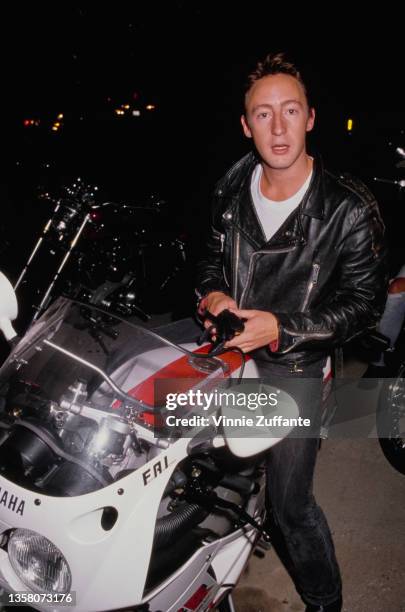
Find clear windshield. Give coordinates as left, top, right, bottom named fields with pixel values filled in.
left=0, top=298, right=232, bottom=496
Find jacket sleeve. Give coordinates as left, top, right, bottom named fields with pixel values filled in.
left=272, top=202, right=389, bottom=354
left=194, top=197, right=231, bottom=302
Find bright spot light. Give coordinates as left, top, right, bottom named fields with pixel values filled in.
left=347, top=118, right=353, bottom=132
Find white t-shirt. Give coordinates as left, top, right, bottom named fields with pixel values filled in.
left=250, top=163, right=313, bottom=241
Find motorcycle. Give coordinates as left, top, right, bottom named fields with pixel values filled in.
left=14, top=179, right=187, bottom=330
left=372, top=146, right=405, bottom=475
left=376, top=324, right=405, bottom=475
left=0, top=270, right=308, bottom=612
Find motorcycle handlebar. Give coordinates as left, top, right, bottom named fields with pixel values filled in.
left=373, top=177, right=405, bottom=188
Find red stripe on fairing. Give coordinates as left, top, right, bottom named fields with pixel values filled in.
left=177, top=583, right=217, bottom=611
left=112, top=345, right=249, bottom=423
left=323, top=370, right=332, bottom=383
left=180, top=584, right=211, bottom=610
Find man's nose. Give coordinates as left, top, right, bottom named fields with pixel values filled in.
left=271, top=113, right=286, bottom=136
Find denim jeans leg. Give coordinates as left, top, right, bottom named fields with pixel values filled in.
left=266, top=434, right=342, bottom=606
left=256, top=359, right=342, bottom=607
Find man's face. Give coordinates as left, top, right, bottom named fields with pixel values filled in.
left=241, top=73, right=315, bottom=171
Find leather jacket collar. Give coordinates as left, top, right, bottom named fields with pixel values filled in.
left=218, top=150, right=325, bottom=249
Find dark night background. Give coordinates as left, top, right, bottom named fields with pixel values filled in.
left=1, top=4, right=405, bottom=324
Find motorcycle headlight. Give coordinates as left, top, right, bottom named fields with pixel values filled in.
left=8, top=529, right=71, bottom=594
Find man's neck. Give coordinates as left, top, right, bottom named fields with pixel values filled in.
left=260, top=153, right=313, bottom=202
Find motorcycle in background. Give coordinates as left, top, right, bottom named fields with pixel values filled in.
left=373, top=145, right=405, bottom=191
left=372, top=145, right=405, bottom=475
left=13, top=179, right=187, bottom=331
left=376, top=327, right=405, bottom=475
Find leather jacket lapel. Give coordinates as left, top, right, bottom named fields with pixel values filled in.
left=221, top=150, right=325, bottom=249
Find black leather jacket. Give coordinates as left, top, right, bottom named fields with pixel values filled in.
left=196, top=151, right=389, bottom=367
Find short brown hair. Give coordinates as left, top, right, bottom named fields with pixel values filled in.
left=244, top=52, right=311, bottom=108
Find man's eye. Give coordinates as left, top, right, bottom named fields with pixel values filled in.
left=287, top=108, right=298, bottom=115
left=258, top=112, right=269, bottom=118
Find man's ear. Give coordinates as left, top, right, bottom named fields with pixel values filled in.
left=306, top=107, right=315, bottom=132
left=241, top=115, right=252, bottom=138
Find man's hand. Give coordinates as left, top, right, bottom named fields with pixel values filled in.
left=199, top=291, right=237, bottom=325
left=224, top=308, right=279, bottom=352
left=198, top=292, right=238, bottom=341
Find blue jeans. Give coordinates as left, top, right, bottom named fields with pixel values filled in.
left=255, top=358, right=342, bottom=607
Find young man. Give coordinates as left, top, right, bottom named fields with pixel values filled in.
left=195, top=53, right=387, bottom=611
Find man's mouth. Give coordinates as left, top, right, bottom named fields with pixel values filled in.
left=272, top=145, right=289, bottom=154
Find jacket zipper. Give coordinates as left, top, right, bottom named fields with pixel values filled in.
left=301, top=262, right=320, bottom=312
left=239, top=245, right=298, bottom=308
left=233, top=231, right=240, bottom=301
left=220, top=233, right=231, bottom=289
left=276, top=327, right=334, bottom=355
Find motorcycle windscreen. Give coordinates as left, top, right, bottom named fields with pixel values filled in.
left=0, top=298, right=229, bottom=496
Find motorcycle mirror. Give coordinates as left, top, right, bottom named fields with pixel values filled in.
left=0, top=271, right=18, bottom=341
left=220, top=383, right=300, bottom=458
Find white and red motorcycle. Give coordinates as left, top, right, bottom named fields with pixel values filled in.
left=0, top=271, right=313, bottom=612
